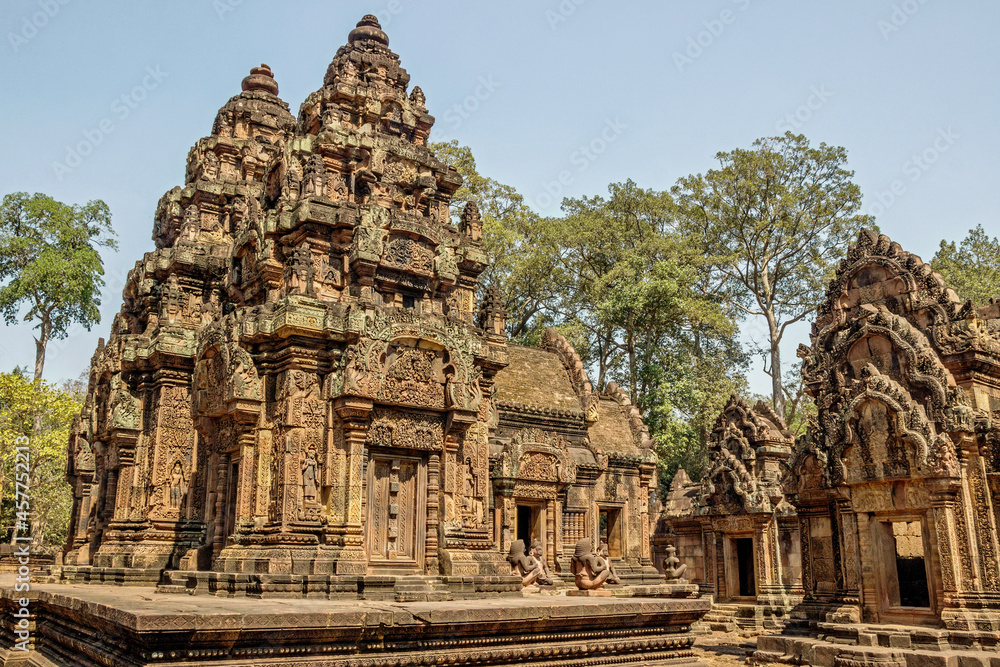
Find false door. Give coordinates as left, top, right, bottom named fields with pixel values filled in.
left=366, top=454, right=426, bottom=569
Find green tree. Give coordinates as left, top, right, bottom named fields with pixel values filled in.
left=430, top=141, right=564, bottom=342
left=931, top=225, right=1000, bottom=305
left=672, top=133, right=872, bottom=420
left=0, top=192, right=117, bottom=381
left=560, top=180, right=733, bottom=402
left=558, top=181, right=747, bottom=486
left=647, top=329, right=749, bottom=488
left=0, top=370, right=81, bottom=545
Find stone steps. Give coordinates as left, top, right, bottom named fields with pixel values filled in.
left=754, top=631, right=1000, bottom=667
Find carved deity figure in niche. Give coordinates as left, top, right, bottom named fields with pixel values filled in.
left=322, top=104, right=346, bottom=132
left=598, top=541, right=621, bottom=584
left=283, top=159, right=302, bottom=205
left=724, top=424, right=755, bottom=462
left=529, top=539, right=554, bottom=585
left=301, top=446, right=319, bottom=505
left=202, top=151, right=220, bottom=180
left=854, top=400, right=895, bottom=481
left=303, top=154, right=326, bottom=197
left=213, top=110, right=232, bottom=137
left=240, top=146, right=259, bottom=181
left=506, top=539, right=544, bottom=587
left=161, top=275, right=185, bottom=325
left=663, top=544, right=688, bottom=581
left=572, top=538, right=612, bottom=590
left=180, top=204, right=200, bottom=243
left=327, top=171, right=349, bottom=201
left=462, top=456, right=483, bottom=523
left=286, top=244, right=313, bottom=296
left=169, top=461, right=187, bottom=509
left=230, top=196, right=248, bottom=235
left=445, top=370, right=458, bottom=409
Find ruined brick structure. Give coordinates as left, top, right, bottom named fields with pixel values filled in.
left=654, top=396, right=802, bottom=630
left=60, top=16, right=661, bottom=598
left=757, top=230, right=1000, bottom=664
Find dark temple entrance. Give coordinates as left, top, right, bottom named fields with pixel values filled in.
left=736, top=537, right=756, bottom=597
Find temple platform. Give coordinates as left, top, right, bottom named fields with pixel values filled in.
left=753, top=621, right=1000, bottom=666
left=0, top=577, right=711, bottom=667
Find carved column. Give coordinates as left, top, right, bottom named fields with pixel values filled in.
left=798, top=511, right=814, bottom=600
left=966, top=451, right=1000, bottom=592
left=854, top=511, right=879, bottom=622
left=834, top=496, right=861, bottom=604
left=546, top=500, right=556, bottom=570
left=332, top=396, right=370, bottom=574
left=211, top=454, right=229, bottom=561
left=426, top=453, right=440, bottom=574
left=236, top=433, right=255, bottom=527
left=255, top=429, right=272, bottom=518
left=554, top=498, right=563, bottom=564
left=928, top=484, right=961, bottom=611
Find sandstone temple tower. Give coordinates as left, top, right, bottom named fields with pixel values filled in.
left=62, top=16, right=661, bottom=595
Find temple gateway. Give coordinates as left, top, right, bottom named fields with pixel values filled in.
left=61, top=15, right=662, bottom=597
left=654, top=229, right=1000, bottom=663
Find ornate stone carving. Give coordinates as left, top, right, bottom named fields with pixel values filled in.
left=663, top=544, right=688, bottom=581
left=60, top=16, right=666, bottom=597
left=571, top=538, right=612, bottom=590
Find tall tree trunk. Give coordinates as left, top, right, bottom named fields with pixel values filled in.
left=765, top=309, right=785, bottom=421
left=27, top=315, right=51, bottom=544
left=33, top=316, right=50, bottom=382
left=627, top=326, right=637, bottom=406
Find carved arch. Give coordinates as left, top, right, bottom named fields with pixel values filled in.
left=833, top=366, right=934, bottom=484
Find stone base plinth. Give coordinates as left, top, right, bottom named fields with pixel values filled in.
left=0, top=578, right=711, bottom=667
left=754, top=621, right=1000, bottom=666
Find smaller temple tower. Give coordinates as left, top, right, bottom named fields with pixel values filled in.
left=655, top=396, right=802, bottom=630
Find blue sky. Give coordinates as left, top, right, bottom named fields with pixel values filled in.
left=2, top=0, right=998, bottom=396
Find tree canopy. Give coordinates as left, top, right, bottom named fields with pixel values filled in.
left=671, top=132, right=872, bottom=420
left=0, top=370, right=81, bottom=545
left=931, top=224, right=1000, bottom=306
left=0, top=192, right=117, bottom=380
left=430, top=141, right=564, bottom=343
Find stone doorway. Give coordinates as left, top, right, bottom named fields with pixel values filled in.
left=599, top=508, right=623, bottom=557
left=876, top=518, right=931, bottom=614
left=223, top=459, right=239, bottom=549
left=734, top=537, right=756, bottom=598
left=516, top=504, right=542, bottom=545
left=366, top=453, right=426, bottom=570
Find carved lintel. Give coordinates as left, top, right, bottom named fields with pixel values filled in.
left=333, top=395, right=373, bottom=429
left=445, top=408, right=476, bottom=437
left=110, top=429, right=141, bottom=467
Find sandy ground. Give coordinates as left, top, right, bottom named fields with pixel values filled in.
left=691, top=631, right=777, bottom=666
